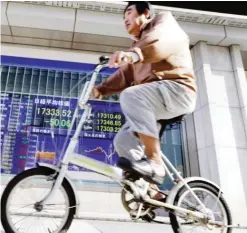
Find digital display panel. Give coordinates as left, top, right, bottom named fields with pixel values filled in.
left=1, top=93, right=125, bottom=174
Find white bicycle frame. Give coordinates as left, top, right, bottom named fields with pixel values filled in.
left=38, top=59, right=224, bottom=227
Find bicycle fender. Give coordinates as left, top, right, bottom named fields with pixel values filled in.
left=37, top=163, right=80, bottom=217
left=166, top=176, right=223, bottom=205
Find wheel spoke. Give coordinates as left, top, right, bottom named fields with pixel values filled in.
left=203, top=193, right=211, bottom=207
left=41, top=219, right=49, bottom=233
left=171, top=185, right=230, bottom=233
left=43, top=203, right=66, bottom=210
left=181, top=198, right=198, bottom=211
left=10, top=203, right=34, bottom=212
left=3, top=171, right=72, bottom=233
left=50, top=217, right=60, bottom=228
left=16, top=214, right=27, bottom=232
left=25, top=220, right=33, bottom=233
left=13, top=211, right=37, bottom=226
left=212, top=190, right=222, bottom=212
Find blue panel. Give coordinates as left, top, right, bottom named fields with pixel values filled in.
left=1, top=55, right=115, bottom=74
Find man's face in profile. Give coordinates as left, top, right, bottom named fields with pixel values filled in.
left=124, top=5, right=141, bottom=36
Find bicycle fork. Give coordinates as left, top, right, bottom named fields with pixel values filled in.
left=38, top=104, right=92, bottom=206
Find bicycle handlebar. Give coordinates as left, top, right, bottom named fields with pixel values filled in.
left=98, top=53, right=132, bottom=67
left=78, top=54, right=133, bottom=108
left=78, top=56, right=110, bottom=108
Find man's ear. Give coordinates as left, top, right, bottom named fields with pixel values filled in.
left=143, top=9, right=150, bottom=19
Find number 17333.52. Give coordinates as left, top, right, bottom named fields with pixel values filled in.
left=36, top=107, right=72, bottom=117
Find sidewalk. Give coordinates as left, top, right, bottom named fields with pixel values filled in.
left=1, top=219, right=247, bottom=233
left=0, top=220, right=100, bottom=233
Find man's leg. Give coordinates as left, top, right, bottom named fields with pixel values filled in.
left=114, top=122, right=162, bottom=163
left=137, top=134, right=161, bottom=163
left=114, top=121, right=144, bottom=162
left=137, top=134, right=166, bottom=199
left=114, top=120, right=165, bottom=199
left=118, top=81, right=194, bottom=184
left=120, top=85, right=165, bottom=184
left=118, top=85, right=166, bottom=184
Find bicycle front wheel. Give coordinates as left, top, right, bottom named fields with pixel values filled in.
left=169, top=182, right=232, bottom=233
left=1, top=167, right=76, bottom=233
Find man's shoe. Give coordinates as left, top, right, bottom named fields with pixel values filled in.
left=131, top=159, right=165, bottom=185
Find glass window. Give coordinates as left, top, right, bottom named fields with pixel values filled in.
left=14, top=67, right=25, bottom=93
left=6, top=67, right=17, bottom=92
left=31, top=69, right=40, bottom=94
left=159, top=123, right=185, bottom=190
left=1, top=66, right=9, bottom=92
left=46, top=70, right=55, bottom=95
left=38, top=70, right=48, bottom=95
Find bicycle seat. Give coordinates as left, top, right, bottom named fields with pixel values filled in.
left=158, top=114, right=186, bottom=138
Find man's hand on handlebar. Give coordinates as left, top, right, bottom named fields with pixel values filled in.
left=91, top=51, right=140, bottom=100
left=109, top=51, right=139, bottom=68
left=92, top=87, right=102, bottom=99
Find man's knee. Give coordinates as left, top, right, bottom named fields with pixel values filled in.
left=120, top=87, right=139, bottom=109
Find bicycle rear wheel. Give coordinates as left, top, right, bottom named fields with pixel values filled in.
left=169, top=182, right=232, bottom=233
left=1, top=166, right=76, bottom=233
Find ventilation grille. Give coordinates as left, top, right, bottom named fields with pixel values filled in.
left=0, top=65, right=111, bottom=98
left=78, top=3, right=124, bottom=14
left=23, top=1, right=247, bottom=28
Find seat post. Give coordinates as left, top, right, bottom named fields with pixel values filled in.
left=158, top=114, right=186, bottom=139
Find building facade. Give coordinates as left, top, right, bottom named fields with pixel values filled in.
left=1, top=1, right=247, bottom=224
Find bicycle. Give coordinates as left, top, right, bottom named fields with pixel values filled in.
left=1, top=56, right=233, bottom=233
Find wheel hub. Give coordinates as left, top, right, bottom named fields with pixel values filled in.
left=34, top=202, right=44, bottom=212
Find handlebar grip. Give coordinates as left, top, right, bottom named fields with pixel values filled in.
left=99, top=55, right=109, bottom=64
left=121, top=56, right=129, bottom=63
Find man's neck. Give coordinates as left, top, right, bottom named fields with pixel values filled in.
left=140, top=18, right=151, bottom=30
left=130, top=18, right=151, bottom=41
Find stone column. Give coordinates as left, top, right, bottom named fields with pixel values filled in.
left=191, top=41, right=247, bottom=225
left=230, top=44, right=247, bottom=212
left=230, top=45, right=247, bottom=142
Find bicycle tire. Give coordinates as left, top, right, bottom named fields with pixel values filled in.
left=1, top=166, right=76, bottom=233
left=169, top=181, right=232, bottom=233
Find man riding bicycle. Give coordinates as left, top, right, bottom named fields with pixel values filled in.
left=93, top=1, right=196, bottom=196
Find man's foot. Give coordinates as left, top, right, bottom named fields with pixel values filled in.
left=149, top=183, right=167, bottom=201
left=131, top=158, right=165, bottom=185
left=150, top=191, right=167, bottom=202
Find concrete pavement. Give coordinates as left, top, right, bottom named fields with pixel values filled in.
left=89, top=220, right=247, bottom=233
left=1, top=177, right=247, bottom=233
left=1, top=219, right=247, bottom=233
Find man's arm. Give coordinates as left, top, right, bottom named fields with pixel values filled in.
left=95, top=63, right=134, bottom=97
left=131, top=12, right=189, bottom=64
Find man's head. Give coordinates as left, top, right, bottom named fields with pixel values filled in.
left=124, top=1, right=154, bottom=37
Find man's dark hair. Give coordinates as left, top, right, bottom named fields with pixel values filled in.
left=124, top=1, right=154, bottom=19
